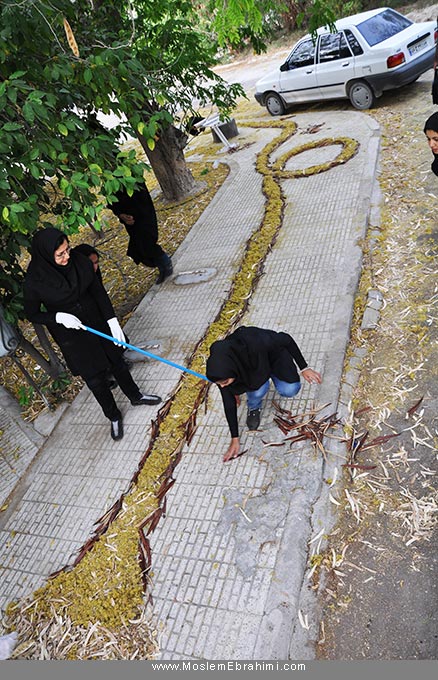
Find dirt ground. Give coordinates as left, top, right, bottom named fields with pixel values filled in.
left=311, top=17, right=438, bottom=659
left=216, top=3, right=438, bottom=658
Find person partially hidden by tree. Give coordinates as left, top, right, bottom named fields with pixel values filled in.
left=72, top=243, right=102, bottom=280
left=424, top=111, right=438, bottom=176
left=24, top=228, right=162, bottom=441
left=108, top=184, right=173, bottom=284
left=206, top=326, right=322, bottom=462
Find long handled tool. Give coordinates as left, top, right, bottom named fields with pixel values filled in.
left=83, top=325, right=210, bottom=382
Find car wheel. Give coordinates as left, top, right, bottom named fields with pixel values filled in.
left=348, top=81, right=375, bottom=110
left=265, top=92, right=286, bottom=116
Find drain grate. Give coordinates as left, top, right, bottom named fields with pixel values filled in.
left=173, top=268, right=217, bottom=285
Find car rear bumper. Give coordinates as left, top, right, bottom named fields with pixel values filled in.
left=366, top=46, right=435, bottom=95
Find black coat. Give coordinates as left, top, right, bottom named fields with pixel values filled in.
left=24, top=228, right=123, bottom=380
left=109, top=186, right=163, bottom=265
left=206, top=326, right=308, bottom=437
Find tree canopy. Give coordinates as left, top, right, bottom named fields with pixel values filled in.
left=0, top=0, right=339, bottom=323
left=0, top=0, right=243, bottom=321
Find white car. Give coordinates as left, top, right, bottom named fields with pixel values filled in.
left=254, top=7, right=437, bottom=114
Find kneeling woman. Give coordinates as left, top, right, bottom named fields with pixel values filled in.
left=206, top=326, right=322, bottom=462
left=24, top=228, right=161, bottom=441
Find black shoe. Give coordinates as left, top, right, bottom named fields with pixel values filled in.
left=110, top=416, right=124, bottom=441
left=156, top=255, right=173, bottom=284
left=130, top=394, right=162, bottom=406
left=246, top=408, right=261, bottom=430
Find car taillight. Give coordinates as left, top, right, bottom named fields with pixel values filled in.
left=387, top=52, right=405, bottom=68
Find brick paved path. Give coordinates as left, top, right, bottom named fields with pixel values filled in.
left=0, top=112, right=379, bottom=659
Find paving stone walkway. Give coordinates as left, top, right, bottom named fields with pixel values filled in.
left=0, top=111, right=380, bottom=659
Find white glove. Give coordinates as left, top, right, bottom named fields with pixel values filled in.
left=0, top=631, right=17, bottom=660
left=107, top=317, right=125, bottom=345
left=55, top=312, right=84, bottom=330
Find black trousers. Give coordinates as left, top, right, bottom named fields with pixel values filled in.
left=84, top=357, right=142, bottom=421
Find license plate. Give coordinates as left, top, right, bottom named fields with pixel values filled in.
left=409, top=38, right=428, bottom=56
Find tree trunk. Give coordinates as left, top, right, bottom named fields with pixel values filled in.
left=19, top=331, right=65, bottom=380
left=32, top=324, right=66, bottom=377
left=137, top=124, right=196, bottom=202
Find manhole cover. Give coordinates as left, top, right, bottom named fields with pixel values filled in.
left=173, top=268, right=217, bottom=285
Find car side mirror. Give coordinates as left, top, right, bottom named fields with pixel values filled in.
left=279, top=62, right=289, bottom=72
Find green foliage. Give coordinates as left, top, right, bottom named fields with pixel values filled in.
left=17, top=385, right=34, bottom=407
left=209, top=0, right=265, bottom=48
left=0, top=0, right=245, bottom=323
left=44, top=371, right=72, bottom=397
left=328, top=0, right=364, bottom=21
left=297, top=0, right=337, bottom=36
left=0, top=0, right=336, bottom=326
left=0, top=1, right=152, bottom=321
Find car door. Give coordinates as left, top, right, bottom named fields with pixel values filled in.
left=279, top=37, right=320, bottom=103
left=315, top=31, right=356, bottom=100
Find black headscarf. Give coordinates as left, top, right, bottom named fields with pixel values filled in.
left=206, top=326, right=308, bottom=394
left=424, top=113, right=438, bottom=177
left=72, top=243, right=103, bottom=283
left=424, top=112, right=438, bottom=133
left=25, top=228, right=94, bottom=307
left=72, top=243, right=99, bottom=259
left=207, top=328, right=273, bottom=392
left=28, top=227, right=78, bottom=288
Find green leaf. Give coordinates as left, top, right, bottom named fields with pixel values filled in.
left=147, top=137, right=155, bottom=151
left=6, top=88, right=17, bottom=105
left=58, top=123, right=68, bottom=136
left=2, top=206, right=9, bottom=221
left=9, top=70, right=27, bottom=80
left=30, top=165, right=40, bottom=179
left=75, top=180, right=90, bottom=189
left=84, top=68, right=93, bottom=84
left=155, top=94, right=166, bottom=107
left=80, top=143, right=89, bottom=158
left=22, top=103, right=35, bottom=124
left=3, top=122, right=21, bottom=131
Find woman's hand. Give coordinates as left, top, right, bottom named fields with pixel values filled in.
left=119, top=213, right=135, bottom=225
left=223, top=437, right=241, bottom=462
left=107, top=317, right=125, bottom=346
left=301, top=367, right=322, bottom=385
left=55, top=312, right=84, bottom=330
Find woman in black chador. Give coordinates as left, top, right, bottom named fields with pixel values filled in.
left=206, top=326, right=322, bottom=462
left=23, top=228, right=161, bottom=441
left=109, top=185, right=173, bottom=284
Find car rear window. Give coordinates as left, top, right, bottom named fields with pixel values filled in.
left=356, top=9, right=412, bottom=47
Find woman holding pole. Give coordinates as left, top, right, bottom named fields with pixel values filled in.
left=23, top=228, right=161, bottom=441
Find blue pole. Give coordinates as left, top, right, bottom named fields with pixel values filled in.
left=83, top=325, right=210, bottom=382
